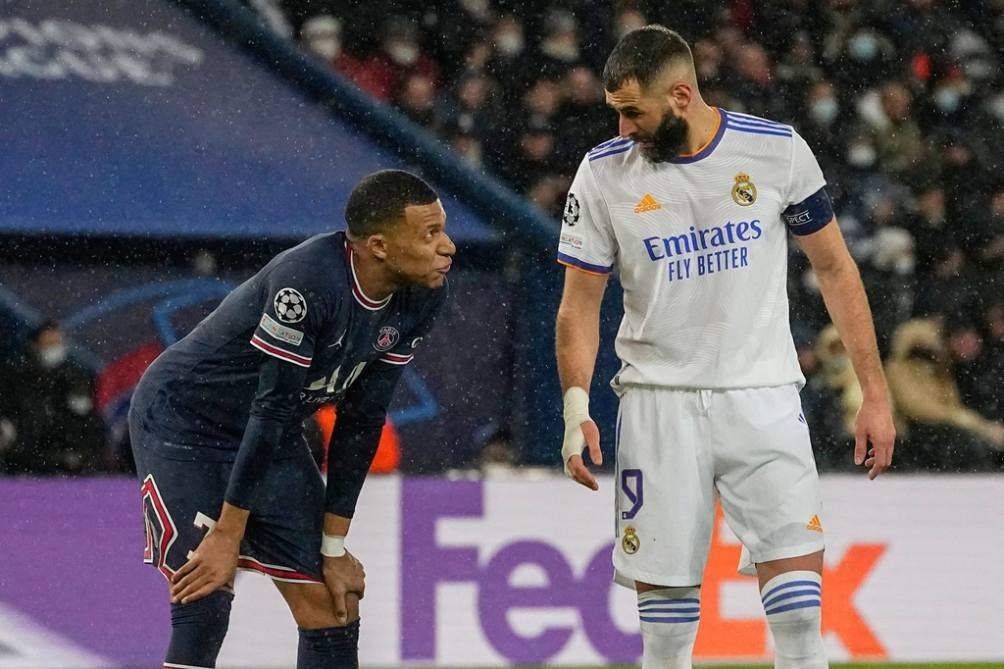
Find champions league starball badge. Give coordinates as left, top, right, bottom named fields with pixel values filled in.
left=622, top=527, right=640, bottom=554
left=563, top=192, right=580, bottom=226
left=274, top=287, right=307, bottom=323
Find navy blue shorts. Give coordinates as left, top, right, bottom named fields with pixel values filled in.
left=130, top=422, right=325, bottom=584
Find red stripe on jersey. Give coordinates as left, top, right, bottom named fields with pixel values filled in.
left=344, top=240, right=392, bottom=310
left=237, top=557, right=320, bottom=583
left=250, top=334, right=312, bottom=367
left=380, top=352, right=414, bottom=365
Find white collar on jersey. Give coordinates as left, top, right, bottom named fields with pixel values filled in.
left=344, top=240, right=393, bottom=311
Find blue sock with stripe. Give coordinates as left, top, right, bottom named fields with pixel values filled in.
left=760, top=570, right=827, bottom=668
left=637, top=586, right=700, bottom=669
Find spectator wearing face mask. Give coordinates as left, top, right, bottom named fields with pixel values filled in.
left=328, top=17, right=440, bottom=102
left=798, top=80, right=850, bottom=177
left=0, top=321, right=106, bottom=475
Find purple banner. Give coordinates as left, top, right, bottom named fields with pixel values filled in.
left=0, top=477, right=169, bottom=665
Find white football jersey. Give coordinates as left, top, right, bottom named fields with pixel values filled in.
left=557, top=108, right=828, bottom=390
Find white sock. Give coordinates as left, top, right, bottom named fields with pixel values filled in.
left=638, top=586, right=700, bottom=669
left=761, top=570, right=827, bottom=669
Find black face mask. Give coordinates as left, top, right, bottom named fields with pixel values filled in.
left=638, top=110, right=690, bottom=163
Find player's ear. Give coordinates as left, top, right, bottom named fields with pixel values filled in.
left=668, top=81, right=692, bottom=111
left=366, top=234, right=389, bottom=260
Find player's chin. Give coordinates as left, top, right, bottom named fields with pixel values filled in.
left=430, top=270, right=450, bottom=287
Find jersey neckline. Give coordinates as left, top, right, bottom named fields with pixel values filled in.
left=343, top=238, right=393, bottom=311
left=668, top=107, right=726, bottom=165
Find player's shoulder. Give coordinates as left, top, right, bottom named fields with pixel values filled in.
left=721, top=109, right=795, bottom=139
left=579, top=136, right=638, bottom=180
left=266, top=233, right=346, bottom=290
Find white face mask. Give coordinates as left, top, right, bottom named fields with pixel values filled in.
left=308, top=37, right=341, bottom=61
left=68, top=394, right=93, bottom=415
left=495, top=31, right=524, bottom=56
left=933, top=88, right=960, bottom=113
left=810, top=97, right=839, bottom=125
left=847, top=143, right=877, bottom=168
left=386, top=42, right=419, bottom=66
left=38, top=344, right=67, bottom=368
left=848, top=32, right=879, bottom=61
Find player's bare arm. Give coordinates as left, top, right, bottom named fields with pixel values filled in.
left=555, top=266, right=608, bottom=490
left=797, top=218, right=896, bottom=479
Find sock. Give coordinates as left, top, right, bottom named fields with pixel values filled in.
left=164, top=590, right=233, bottom=669
left=761, top=570, right=827, bottom=669
left=297, top=620, right=360, bottom=669
left=638, top=586, right=700, bottom=669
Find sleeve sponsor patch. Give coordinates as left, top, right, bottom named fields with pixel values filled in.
left=273, top=287, right=307, bottom=323
left=259, top=312, right=305, bottom=346
left=559, top=232, right=584, bottom=250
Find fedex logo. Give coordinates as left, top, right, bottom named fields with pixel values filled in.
left=399, top=480, right=887, bottom=664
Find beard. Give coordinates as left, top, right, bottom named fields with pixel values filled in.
left=636, top=111, right=690, bottom=163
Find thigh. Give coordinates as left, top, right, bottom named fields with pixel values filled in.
left=133, top=431, right=229, bottom=582
left=714, top=385, right=824, bottom=575
left=241, top=443, right=326, bottom=583
left=613, top=387, right=716, bottom=588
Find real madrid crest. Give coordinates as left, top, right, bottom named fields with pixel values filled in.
left=622, top=527, right=640, bottom=555
left=731, top=172, right=757, bottom=206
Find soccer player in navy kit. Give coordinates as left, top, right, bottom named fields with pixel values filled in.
left=129, top=170, right=454, bottom=669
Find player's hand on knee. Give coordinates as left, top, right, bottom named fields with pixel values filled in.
left=322, top=550, right=366, bottom=625
left=170, top=527, right=240, bottom=605
left=562, top=387, right=602, bottom=490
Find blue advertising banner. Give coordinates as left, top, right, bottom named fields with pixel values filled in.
left=0, top=2, right=496, bottom=242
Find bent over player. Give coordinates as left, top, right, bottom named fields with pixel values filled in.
left=555, top=27, right=895, bottom=668
left=129, top=170, right=453, bottom=668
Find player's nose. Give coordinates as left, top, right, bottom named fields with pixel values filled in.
left=440, top=232, right=456, bottom=256
left=618, top=115, right=636, bottom=138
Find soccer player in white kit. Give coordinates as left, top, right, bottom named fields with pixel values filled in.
left=555, top=26, right=896, bottom=668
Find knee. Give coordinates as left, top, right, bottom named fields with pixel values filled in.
left=287, top=585, right=360, bottom=629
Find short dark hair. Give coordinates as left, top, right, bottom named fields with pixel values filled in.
left=344, top=170, right=438, bottom=237
left=603, top=25, right=692, bottom=92
left=29, top=319, right=61, bottom=342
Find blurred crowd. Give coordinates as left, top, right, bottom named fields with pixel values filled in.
left=2, top=1, right=1002, bottom=475
left=281, top=0, right=1004, bottom=471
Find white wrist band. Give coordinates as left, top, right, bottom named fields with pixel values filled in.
left=320, top=533, right=346, bottom=557
left=561, top=386, right=591, bottom=473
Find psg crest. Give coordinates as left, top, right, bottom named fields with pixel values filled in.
left=374, top=325, right=400, bottom=351
left=731, top=172, right=757, bottom=206
left=274, top=287, right=307, bottom=323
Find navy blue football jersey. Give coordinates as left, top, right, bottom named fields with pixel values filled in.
left=131, top=232, right=446, bottom=459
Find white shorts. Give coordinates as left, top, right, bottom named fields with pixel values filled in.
left=613, top=384, right=824, bottom=588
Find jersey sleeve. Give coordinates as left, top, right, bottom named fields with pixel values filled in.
left=556, top=158, right=617, bottom=275
left=250, top=263, right=330, bottom=368
left=782, top=131, right=834, bottom=236
left=378, top=283, right=448, bottom=366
